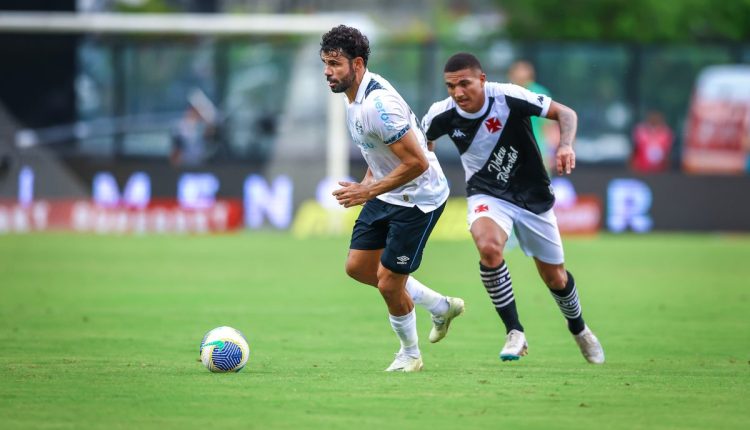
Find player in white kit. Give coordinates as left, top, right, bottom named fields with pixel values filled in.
left=320, top=25, right=464, bottom=372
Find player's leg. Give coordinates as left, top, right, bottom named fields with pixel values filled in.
left=345, top=199, right=387, bottom=286
left=514, top=207, right=604, bottom=364
left=376, top=262, right=422, bottom=372
left=345, top=248, right=457, bottom=327
left=468, top=196, right=527, bottom=361
left=345, top=248, right=381, bottom=286
left=409, top=276, right=464, bottom=344
left=380, top=202, right=451, bottom=371
left=386, top=202, right=463, bottom=344
left=405, top=276, right=450, bottom=318
left=344, top=199, right=420, bottom=371
left=345, top=200, right=453, bottom=320
left=533, top=260, right=604, bottom=364
left=533, top=260, right=584, bottom=333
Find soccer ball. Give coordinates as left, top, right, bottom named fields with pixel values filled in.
left=199, top=326, right=250, bottom=373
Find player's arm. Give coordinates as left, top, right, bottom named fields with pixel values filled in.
left=427, top=140, right=435, bottom=152
left=361, top=167, right=375, bottom=186
left=333, top=129, right=428, bottom=208
left=545, top=101, right=578, bottom=175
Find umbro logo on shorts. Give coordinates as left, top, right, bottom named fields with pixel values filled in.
left=396, top=255, right=410, bottom=264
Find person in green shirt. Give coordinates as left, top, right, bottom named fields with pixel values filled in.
left=509, top=60, right=559, bottom=172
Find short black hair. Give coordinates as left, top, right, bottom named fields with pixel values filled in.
left=320, top=25, right=371, bottom=67
left=444, top=52, right=483, bottom=73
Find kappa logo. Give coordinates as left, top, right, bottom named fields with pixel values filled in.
left=355, top=120, right=364, bottom=135
left=537, top=95, right=545, bottom=104
left=474, top=204, right=489, bottom=213
left=485, top=117, right=502, bottom=133
left=396, top=255, right=410, bottom=265
left=451, top=129, right=466, bottom=138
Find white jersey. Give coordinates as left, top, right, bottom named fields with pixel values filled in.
left=345, top=71, right=449, bottom=212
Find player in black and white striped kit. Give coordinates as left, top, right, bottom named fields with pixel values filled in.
left=422, top=53, right=604, bottom=364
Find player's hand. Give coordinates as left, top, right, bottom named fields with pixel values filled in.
left=332, top=181, right=372, bottom=208
left=556, top=145, right=576, bottom=175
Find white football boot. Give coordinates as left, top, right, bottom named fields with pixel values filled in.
left=500, top=329, right=528, bottom=361
left=574, top=325, right=605, bottom=364
left=428, top=297, right=465, bottom=343
left=385, top=352, right=424, bottom=372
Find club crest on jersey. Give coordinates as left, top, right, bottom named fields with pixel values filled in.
left=485, top=117, right=502, bottom=133
left=474, top=204, right=489, bottom=213
left=451, top=129, right=466, bottom=138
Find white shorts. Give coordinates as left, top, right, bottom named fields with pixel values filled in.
left=467, top=194, right=564, bottom=264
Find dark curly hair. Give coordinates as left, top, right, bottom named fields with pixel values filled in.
left=320, top=25, right=370, bottom=67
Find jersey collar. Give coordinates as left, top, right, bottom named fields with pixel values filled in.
left=354, top=70, right=372, bottom=104
left=455, top=89, right=490, bottom=119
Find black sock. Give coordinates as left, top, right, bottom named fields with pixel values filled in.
left=548, top=270, right=586, bottom=335
left=480, top=261, right=524, bottom=333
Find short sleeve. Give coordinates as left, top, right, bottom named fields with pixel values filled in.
left=422, top=103, right=442, bottom=140
left=490, top=83, right=552, bottom=118
left=364, top=91, right=411, bottom=145
left=422, top=101, right=448, bottom=141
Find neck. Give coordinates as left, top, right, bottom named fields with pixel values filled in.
left=345, top=69, right=366, bottom=103
left=465, top=95, right=487, bottom=114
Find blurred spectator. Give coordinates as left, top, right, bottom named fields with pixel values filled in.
left=170, top=104, right=216, bottom=167
left=631, top=111, right=674, bottom=173
left=508, top=60, right=559, bottom=171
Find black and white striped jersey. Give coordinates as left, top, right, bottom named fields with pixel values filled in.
left=422, top=82, right=555, bottom=214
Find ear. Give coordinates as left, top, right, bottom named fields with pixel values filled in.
left=353, top=57, right=365, bottom=72
left=479, top=72, right=487, bottom=86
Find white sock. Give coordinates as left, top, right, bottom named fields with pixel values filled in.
left=389, top=309, right=420, bottom=358
left=406, top=276, right=449, bottom=316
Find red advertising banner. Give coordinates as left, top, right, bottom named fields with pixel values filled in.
left=683, top=99, right=749, bottom=174
left=682, top=66, right=750, bottom=175
left=0, top=199, right=243, bottom=234
left=554, top=196, right=602, bottom=235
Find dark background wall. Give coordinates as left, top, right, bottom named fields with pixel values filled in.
left=0, top=0, right=77, bottom=128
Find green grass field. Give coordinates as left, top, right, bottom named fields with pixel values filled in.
left=0, top=232, right=748, bottom=429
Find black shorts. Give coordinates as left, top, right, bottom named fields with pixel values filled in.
left=350, top=198, right=446, bottom=274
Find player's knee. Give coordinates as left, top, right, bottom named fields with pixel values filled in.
left=345, top=259, right=367, bottom=283
left=541, top=268, right=567, bottom=290
left=376, top=266, right=404, bottom=296
left=476, top=239, right=504, bottom=266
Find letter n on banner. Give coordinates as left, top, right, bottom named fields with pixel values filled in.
left=243, top=175, right=293, bottom=229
